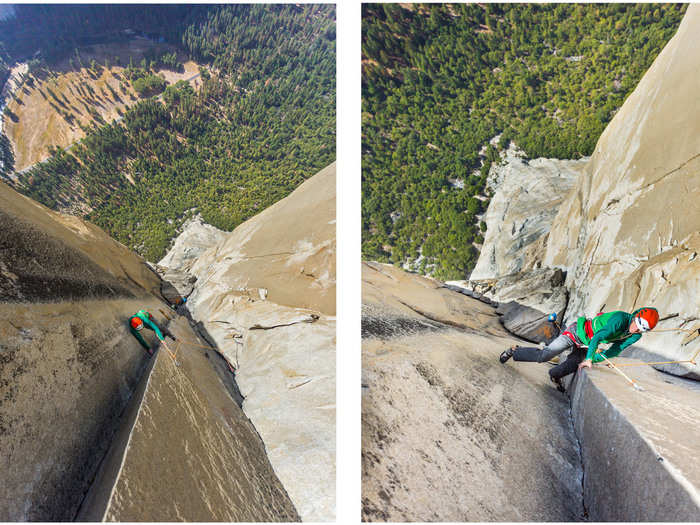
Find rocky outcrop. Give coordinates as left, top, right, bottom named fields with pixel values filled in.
left=362, top=262, right=584, bottom=521
left=158, top=214, right=227, bottom=272
left=567, top=363, right=700, bottom=521
left=182, top=163, right=336, bottom=521
left=540, top=5, right=700, bottom=374
left=448, top=268, right=568, bottom=343
left=77, top=314, right=299, bottom=522
left=450, top=267, right=568, bottom=316
left=155, top=214, right=227, bottom=303
left=470, top=143, right=587, bottom=280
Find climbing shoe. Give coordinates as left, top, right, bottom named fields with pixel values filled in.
left=499, top=346, right=517, bottom=364
left=549, top=374, right=566, bottom=393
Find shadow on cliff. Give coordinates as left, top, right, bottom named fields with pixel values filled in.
left=172, top=301, right=245, bottom=408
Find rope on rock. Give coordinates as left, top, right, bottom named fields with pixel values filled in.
left=596, top=350, right=644, bottom=391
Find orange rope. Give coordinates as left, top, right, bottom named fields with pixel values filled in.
left=613, top=359, right=695, bottom=368
left=598, top=353, right=643, bottom=390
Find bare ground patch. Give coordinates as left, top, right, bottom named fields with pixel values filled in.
left=4, top=39, right=204, bottom=171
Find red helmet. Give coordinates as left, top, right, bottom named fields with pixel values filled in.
left=130, top=317, right=144, bottom=331
left=635, top=307, right=659, bottom=332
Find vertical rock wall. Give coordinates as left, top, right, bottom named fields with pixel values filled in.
left=1, top=177, right=299, bottom=521
left=0, top=180, right=167, bottom=520
left=542, top=5, right=700, bottom=370
left=567, top=364, right=700, bottom=521
left=78, top=315, right=300, bottom=522
left=0, top=298, right=164, bottom=521
left=186, top=163, right=337, bottom=521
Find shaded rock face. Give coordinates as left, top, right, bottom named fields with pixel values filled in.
left=0, top=182, right=161, bottom=300
left=567, top=364, right=700, bottom=521
left=361, top=262, right=584, bottom=522
left=78, top=315, right=300, bottom=522
left=0, top=180, right=166, bottom=520
left=471, top=143, right=587, bottom=280
left=181, top=163, right=336, bottom=521
left=540, top=5, right=700, bottom=372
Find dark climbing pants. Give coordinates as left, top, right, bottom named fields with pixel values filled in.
left=549, top=347, right=587, bottom=380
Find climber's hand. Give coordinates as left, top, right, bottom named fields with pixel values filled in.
left=578, top=359, right=592, bottom=371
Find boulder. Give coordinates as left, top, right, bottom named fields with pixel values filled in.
left=497, top=300, right=560, bottom=344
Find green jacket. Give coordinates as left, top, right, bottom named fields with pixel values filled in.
left=576, top=309, right=642, bottom=362
left=129, top=309, right=164, bottom=350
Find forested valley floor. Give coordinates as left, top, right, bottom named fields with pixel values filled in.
left=0, top=5, right=335, bottom=261
left=362, top=3, right=685, bottom=279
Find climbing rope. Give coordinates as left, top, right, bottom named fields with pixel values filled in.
left=596, top=351, right=644, bottom=391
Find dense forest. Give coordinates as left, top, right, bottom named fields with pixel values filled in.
left=362, top=3, right=686, bottom=280
left=1, top=5, right=335, bottom=261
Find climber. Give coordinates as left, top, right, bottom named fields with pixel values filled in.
left=129, top=309, right=176, bottom=356
left=499, top=307, right=659, bottom=392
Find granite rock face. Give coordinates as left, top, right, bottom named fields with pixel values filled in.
left=362, top=262, right=700, bottom=522
left=0, top=181, right=161, bottom=300
left=362, top=262, right=584, bottom=522
left=183, top=163, right=336, bottom=521
left=77, top=315, right=300, bottom=522
left=470, top=143, right=587, bottom=280
left=0, top=176, right=307, bottom=521
left=567, top=364, right=700, bottom=521
left=451, top=267, right=568, bottom=316
left=155, top=215, right=228, bottom=303
left=0, top=181, right=165, bottom=520
left=158, top=214, right=227, bottom=273
left=0, top=298, right=164, bottom=521
left=541, top=5, right=700, bottom=372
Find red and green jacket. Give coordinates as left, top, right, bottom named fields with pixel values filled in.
left=129, top=309, right=164, bottom=350
left=576, top=309, right=643, bottom=362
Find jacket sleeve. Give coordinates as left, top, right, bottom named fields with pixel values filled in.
left=603, top=333, right=641, bottom=360
left=130, top=326, right=151, bottom=349
left=586, top=320, right=622, bottom=361
left=143, top=317, right=165, bottom=341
